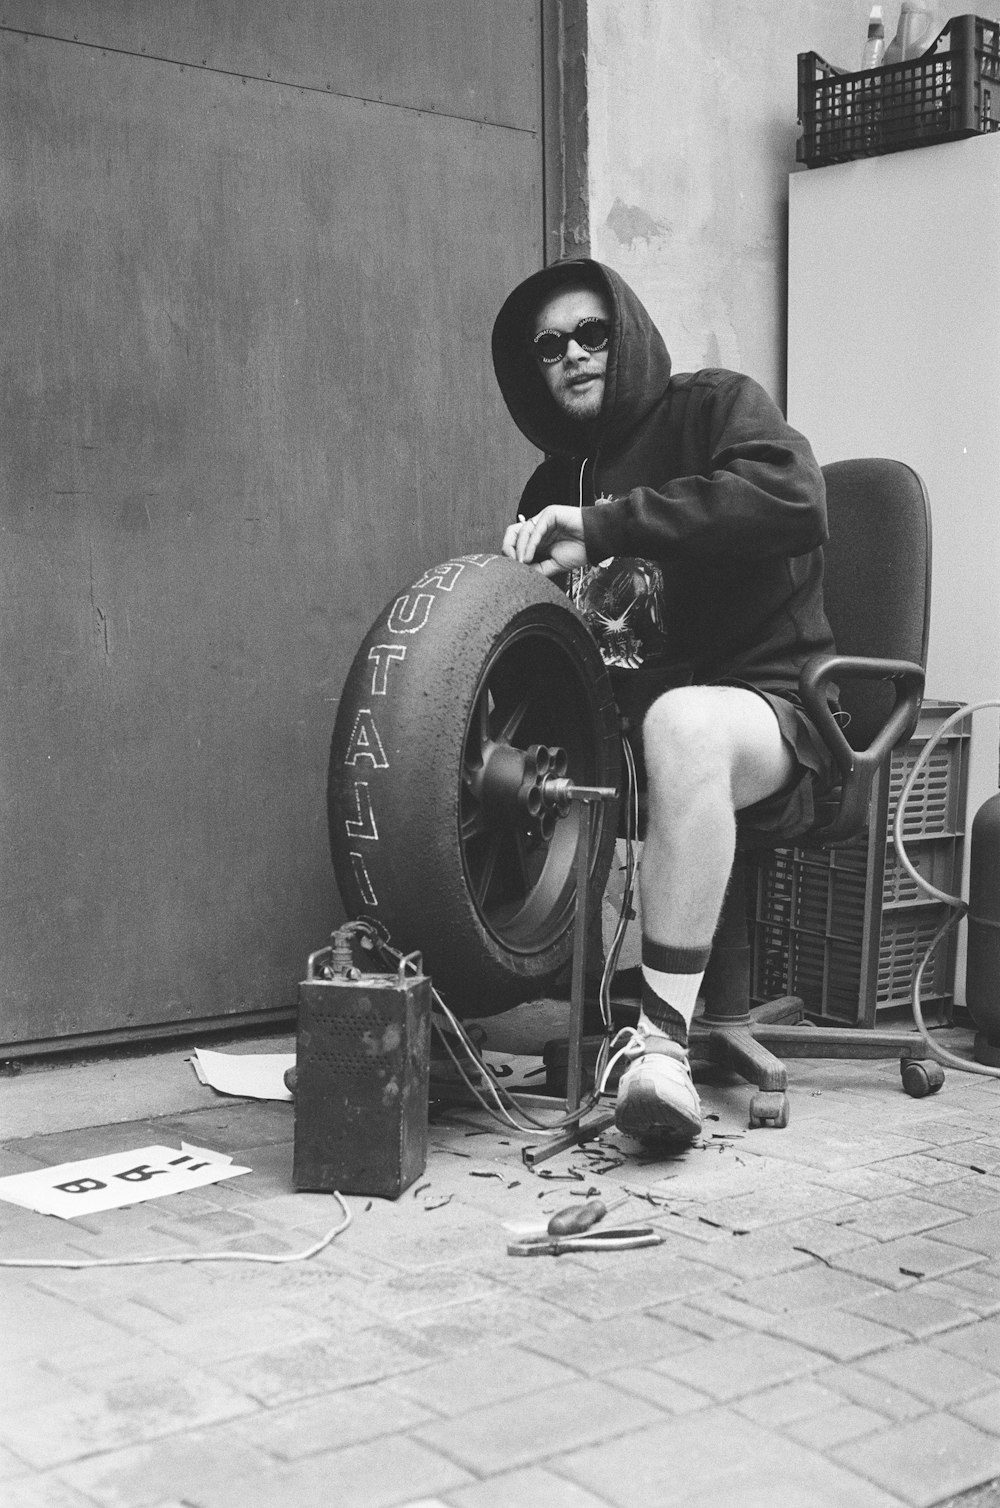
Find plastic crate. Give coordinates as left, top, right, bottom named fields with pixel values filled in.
left=798, top=14, right=1000, bottom=167
left=750, top=701, right=970, bottom=1026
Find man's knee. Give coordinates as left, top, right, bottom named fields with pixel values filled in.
left=642, top=688, right=732, bottom=797
left=641, top=684, right=796, bottom=813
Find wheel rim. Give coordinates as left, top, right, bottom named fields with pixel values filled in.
left=459, top=624, right=609, bottom=956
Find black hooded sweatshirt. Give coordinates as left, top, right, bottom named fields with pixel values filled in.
left=492, top=259, right=835, bottom=705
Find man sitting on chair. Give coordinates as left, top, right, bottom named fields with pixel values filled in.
left=492, top=258, right=838, bottom=1144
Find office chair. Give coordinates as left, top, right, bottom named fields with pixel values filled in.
left=623, top=458, right=937, bottom=1128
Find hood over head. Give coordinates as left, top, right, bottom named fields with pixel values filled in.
left=491, top=258, right=672, bottom=458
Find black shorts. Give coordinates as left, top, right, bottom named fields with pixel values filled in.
left=736, top=687, right=839, bottom=842
left=611, top=669, right=839, bottom=846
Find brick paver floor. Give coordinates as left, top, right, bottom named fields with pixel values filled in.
left=2, top=1031, right=1000, bottom=1507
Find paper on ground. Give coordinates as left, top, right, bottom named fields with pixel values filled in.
left=191, top=1047, right=295, bottom=1101
left=0, top=1143, right=251, bottom=1219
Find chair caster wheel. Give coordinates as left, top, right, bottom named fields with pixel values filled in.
left=900, top=1058, right=944, bottom=1097
left=749, top=1091, right=790, bottom=1129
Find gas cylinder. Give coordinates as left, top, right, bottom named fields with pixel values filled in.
left=966, top=792, right=1000, bottom=1065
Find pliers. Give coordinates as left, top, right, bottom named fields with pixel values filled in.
left=507, top=1225, right=664, bottom=1257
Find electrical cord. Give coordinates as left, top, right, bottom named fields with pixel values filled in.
left=0, top=1191, right=352, bottom=1270
left=591, top=733, right=640, bottom=1095
left=892, top=697, right=1000, bottom=1078
left=599, top=735, right=640, bottom=1031
left=365, top=924, right=592, bottom=1135
left=431, top=989, right=603, bottom=1133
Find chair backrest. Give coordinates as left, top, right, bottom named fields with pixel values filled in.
left=820, top=458, right=932, bottom=750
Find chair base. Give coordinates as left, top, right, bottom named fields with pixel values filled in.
left=687, top=995, right=944, bottom=1129
left=680, top=843, right=949, bottom=1129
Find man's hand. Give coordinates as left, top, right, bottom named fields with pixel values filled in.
left=501, top=506, right=588, bottom=577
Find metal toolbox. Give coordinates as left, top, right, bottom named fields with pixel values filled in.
left=292, top=934, right=431, bottom=1199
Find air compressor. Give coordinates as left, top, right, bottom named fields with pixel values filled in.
left=966, top=790, right=1000, bottom=1066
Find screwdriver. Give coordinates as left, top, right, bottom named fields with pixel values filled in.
left=546, top=1194, right=628, bottom=1237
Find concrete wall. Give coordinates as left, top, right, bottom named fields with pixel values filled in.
left=586, top=1, right=999, bottom=406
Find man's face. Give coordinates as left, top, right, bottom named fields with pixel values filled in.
left=532, top=286, right=610, bottom=423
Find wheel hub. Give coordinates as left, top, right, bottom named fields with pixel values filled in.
left=467, top=740, right=569, bottom=842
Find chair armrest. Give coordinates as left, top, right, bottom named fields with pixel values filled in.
left=798, top=654, right=925, bottom=842
left=799, top=654, right=925, bottom=773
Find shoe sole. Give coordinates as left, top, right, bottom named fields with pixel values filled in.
left=614, top=1079, right=702, bottom=1142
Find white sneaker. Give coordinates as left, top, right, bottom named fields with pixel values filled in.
left=603, top=1024, right=702, bottom=1142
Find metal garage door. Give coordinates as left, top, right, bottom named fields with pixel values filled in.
left=0, top=2, right=568, bottom=1053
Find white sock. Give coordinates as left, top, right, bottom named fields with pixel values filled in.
left=640, top=966, right=705, bottom=1033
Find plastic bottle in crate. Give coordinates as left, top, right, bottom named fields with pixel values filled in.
left=862, top=5, right=887, bottom=66
left=884, top=1, right=938, bottom=64
left=860, top=5, right=887, bottom=151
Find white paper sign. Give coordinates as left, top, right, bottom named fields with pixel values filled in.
left=191, top=1047, right=295, bottom=1101
left=0, top=1143, right=251, bottom=1220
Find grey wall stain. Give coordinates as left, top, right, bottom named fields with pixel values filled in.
left=605, top=196, right=668, bottom=247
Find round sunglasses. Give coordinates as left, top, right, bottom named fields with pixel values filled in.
left=531, top=316, right=610, bottom=366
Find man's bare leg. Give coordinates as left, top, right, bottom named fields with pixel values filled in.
left=614, top=686, right=797, bottom=1140
left=641, top=685, right=796, bottom=947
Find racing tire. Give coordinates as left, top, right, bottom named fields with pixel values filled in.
left=328, top=553, right=621, bottom=1015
